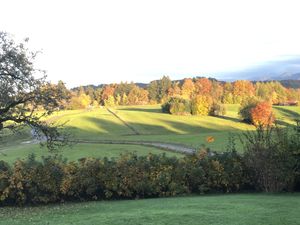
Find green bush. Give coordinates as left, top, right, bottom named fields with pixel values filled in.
left=242, top=125, right=300, bottom=192
left=0, top=160, right=11, bottom=203
left=7, top=154, right=65, bottom=205
left=238, top=97, right=259, bottom=123
left=210, top=102, right=226, bottom=116
left=162, top=97, right=191, bottom=115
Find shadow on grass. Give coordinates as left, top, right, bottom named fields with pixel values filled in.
left=275, top=107, right=300, bottom=119
left=65, top=116, right=219, bottom=138
left=117, top=107, right=162, bottom=113
left=217, top=115, right=242, bottom=123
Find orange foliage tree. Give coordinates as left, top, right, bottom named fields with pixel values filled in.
left=194, top=78, right=212, bottom=96
left=101, top=85, right=116, bottom=102
left=250, top=101, right=275, bottom=127
left=233, top=80, right=255, bottom=103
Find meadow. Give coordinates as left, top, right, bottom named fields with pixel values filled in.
left=1, top=194, right=299, bottom=225
left=1, top=104, right=300, bottom=163
left=1, top=104, right=300, bottom=225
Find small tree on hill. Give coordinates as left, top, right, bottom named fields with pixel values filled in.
left=191, top=95, right=212, bottom=116
left=210, top=102, right=226, bottom=116
left=238, top=97, right=259, bottom=123
left=250, top=102, right=275, bottom=127
left=161, top=97, right=191, bottom=115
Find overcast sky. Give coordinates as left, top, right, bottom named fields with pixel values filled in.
left=1, top=0, right=300, bottom=87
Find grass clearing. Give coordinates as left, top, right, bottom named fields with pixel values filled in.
left=0, top=194, right=299, bottom=225
left=0, top=142, right=181, bottom=164
left=1, top=104, right=300, bottom=162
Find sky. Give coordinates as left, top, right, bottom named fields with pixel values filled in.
left=1, top=0, right=300, bottom=87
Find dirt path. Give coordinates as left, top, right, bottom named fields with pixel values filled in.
left=106, top=108, right=140, bottom=135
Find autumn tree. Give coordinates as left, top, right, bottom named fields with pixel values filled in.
left=104, top=95, right=115, bottom=107
left=121, top=93, right=129, bottom=105
left=250, top=102, right=275, bottom=127
left=191, top=95, right=213, bottom=116
left=181, top=78, right=195, bottom=99
left=211, top=81, right=224, bottom=102
left=238, top=97, right=259, bottom=123
left=167, top=82, right=181, bottom=98
left=271, top=82, right=287, bottom=104
left=0, top=32, right=68, bottom=150
left=222, top=82, right=234, bottom=104
left=68, top=92, right=91, bottom=109
left=194, top=78, right=212, bottom=96
left=233, top=80, right=255, bottom=103
left=128, top=86, right=149, bottom=105
left=101, top=85, right=115, bottom=104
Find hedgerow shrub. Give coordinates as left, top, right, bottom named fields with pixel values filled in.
left=0, top=148, right=250, bottom=206
left=0, top=160, right=11, bottom=204
left=6, top=154, right=65, bottom=205
left=1, top=125, right=300, bottom=206
left=242, top=125, right=300, bottom=192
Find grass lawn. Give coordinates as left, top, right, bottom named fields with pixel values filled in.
left=1, top=104, right=300, bottom=162
left=0, top=194, right=299, bottom=225
left=0, top=142, right=181, bottom=164
left=54, top=104, right=300, bottom=150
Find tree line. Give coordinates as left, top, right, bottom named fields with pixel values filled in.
left=56, top=76, right=300, bottom=110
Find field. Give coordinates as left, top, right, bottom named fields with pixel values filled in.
left=1, top=104, right=300, bottom=225
left=1, top=104, right=300, bottom=163
left=1, top=194, right=299, bottom=225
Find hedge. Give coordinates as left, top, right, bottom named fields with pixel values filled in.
left=1, top=126, right=300, bottom=206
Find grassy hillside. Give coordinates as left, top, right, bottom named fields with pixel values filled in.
left=1, top=194, right=299, bottom=225
left=52, top=104, right=300, bottom=150
left=1, top=104, right=300, bottom=163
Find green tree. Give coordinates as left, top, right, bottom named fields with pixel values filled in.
left=148, top=80, right=159, bottom=103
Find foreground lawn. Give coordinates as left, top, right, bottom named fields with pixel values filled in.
left=1, top=194, right=299, bottom=225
